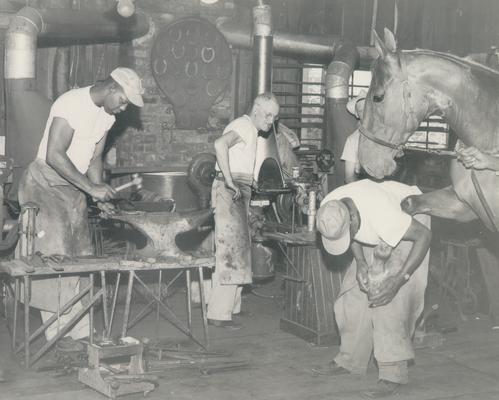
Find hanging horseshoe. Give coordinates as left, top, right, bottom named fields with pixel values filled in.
left=171, top=44, right=185, bottom=59
left=201, top=47, right=215, bottom=64
left=153, top=58, right=168, bottom=75
left=169, top=27, right=182, bottom=42
left=185, top=61, right=199, bottom=78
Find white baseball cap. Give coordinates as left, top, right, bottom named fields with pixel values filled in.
left=316, top=200, right=351, bottom=255
left=346, top=89, right=367, bottom=118
left=110, top=67, right=144, bottom=107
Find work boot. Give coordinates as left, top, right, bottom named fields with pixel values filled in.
left=207, top=319, right=242, bottom=331
left=311, top=360, right=350, bottom=376
left=363, top=380, right=402, bottom=398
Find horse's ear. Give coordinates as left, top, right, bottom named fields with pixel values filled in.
left=383, top=28, right=397, bottom=52
left=373, top=29, right=387, bottom=60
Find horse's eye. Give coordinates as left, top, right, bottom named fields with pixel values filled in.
left=373, top=94, right=384, bottom=103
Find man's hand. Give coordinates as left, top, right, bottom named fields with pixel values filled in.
left=96, top=201, right=116, bottom=215
left=456, top=146, right=499, bottom=171
left=225, top=180, right=241, bottom=201
left=356, top=261, right=369, bottom=293
left=90, top=184, right=116, bottom=202
left=368, top=273, right=405, bottom=307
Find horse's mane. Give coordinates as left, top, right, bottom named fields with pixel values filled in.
left=404, top=49, right=499, bottom=77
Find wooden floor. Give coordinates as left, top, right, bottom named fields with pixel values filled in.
left=1, top=277, right=499, bottom=400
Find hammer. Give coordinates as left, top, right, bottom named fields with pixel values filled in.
left=114, top=173, right=143, bottom=193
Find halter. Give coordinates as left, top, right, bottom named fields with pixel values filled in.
left=358, top=52, right=445, bottom=155
left=359, top=52, right=498, bottom=231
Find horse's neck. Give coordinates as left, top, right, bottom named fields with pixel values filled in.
left=410, top=53, right=499, bottom=152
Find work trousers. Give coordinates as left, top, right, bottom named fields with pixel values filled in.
left=333, top=219, right=430, bottom=383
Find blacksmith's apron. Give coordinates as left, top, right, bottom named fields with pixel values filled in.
left=211, top=174, right=252, bottom=285
left=17, top=159, right=93, bottom=312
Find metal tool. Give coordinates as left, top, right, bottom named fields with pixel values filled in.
left=114, top=173, right=143, bottom=193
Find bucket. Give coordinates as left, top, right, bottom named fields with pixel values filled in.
left=251, top=240, right=276, bottom=280
left=142, top=172, right=199, bottom=212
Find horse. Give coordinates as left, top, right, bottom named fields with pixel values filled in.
left=358, top=28, right=499, bottom=232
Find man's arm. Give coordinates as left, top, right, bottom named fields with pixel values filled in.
left=351, top=241, right=369, bottom=292
left=214, top=130, right=244, bottom=200
left=87, top=133, right=117, bottom=213
left=87, top=134, right=107, bottom=185
left=369, top=218, right=431, bottom=307
left=46, top=117, right=115, bottom=201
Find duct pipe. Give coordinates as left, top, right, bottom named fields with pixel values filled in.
left=251, top=4, right=283, bottom=187
left=251, top=4, right=272, bottom=98
left=324, top=43, right=359, bottom=189
left=4, top=7, right=149, bottom=201
left=217, top=18, right=341, bottom=64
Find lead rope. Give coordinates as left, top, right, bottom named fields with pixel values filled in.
left=470, top=169, right=499, bottom=232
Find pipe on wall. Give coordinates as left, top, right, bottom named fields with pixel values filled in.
left=324, top=42, right=359, bottom=189
left=251, top=3, right=273, bottom=98
left=218, top=18, right=373, bottom=190
left=250, top=4, right=284, bottom=187
left=4, top=6, right=149, bottom=200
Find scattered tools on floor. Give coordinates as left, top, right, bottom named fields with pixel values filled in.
left=35, top=336, right=249, bottom=397
left=78, top=336, right=157, bottom=399
left=144, top=340, right=250, bottom=376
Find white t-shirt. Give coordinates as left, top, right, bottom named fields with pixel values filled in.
left=37, top=86, right=115, bottom=174
left=341, top=129, right=360, bottom=163
left=215, top=115, right=258, bottom=176
left=321, top=180, right=422, bottom=248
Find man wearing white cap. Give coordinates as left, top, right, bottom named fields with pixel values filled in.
left=312, top=179, right=431, bottom=398
left=342, top=89, right=367, bottom=183
left=17, top=67, right=144, bottom=348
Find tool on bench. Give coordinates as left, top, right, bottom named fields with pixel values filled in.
left=114, top=173, right=143, bottom=193
left=30, top=251, right=69, bottom=271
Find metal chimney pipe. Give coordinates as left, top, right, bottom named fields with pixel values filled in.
left=251, top=4, right=273, bottom=97
left=324, top=43, right=359, bottom=189
left=5, top=7, right=149, bottom=79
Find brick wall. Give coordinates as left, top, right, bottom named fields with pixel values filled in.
left=110, top=2, right=237, bottom=171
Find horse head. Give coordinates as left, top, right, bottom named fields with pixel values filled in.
left=359, top=28, right=429, bottom=179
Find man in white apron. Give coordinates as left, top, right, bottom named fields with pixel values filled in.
left=18, top=68, right=144, bottom=345
left=207, top=93, right=279, bottom=328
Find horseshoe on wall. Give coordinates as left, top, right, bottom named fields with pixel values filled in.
left=153, top=58, right=168, bottom=75
left=185, top=61, right=199, bottom=78
left=169, top=27, right=182, bottom=42
left=171, top=44, right=185, bottom=59
left=201, top=47, right=215, bottom=64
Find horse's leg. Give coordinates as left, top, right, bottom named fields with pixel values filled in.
left=401, top=186, right=478, bottom=221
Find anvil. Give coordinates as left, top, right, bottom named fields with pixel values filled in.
left=107, top=208, right=213, bottom=261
